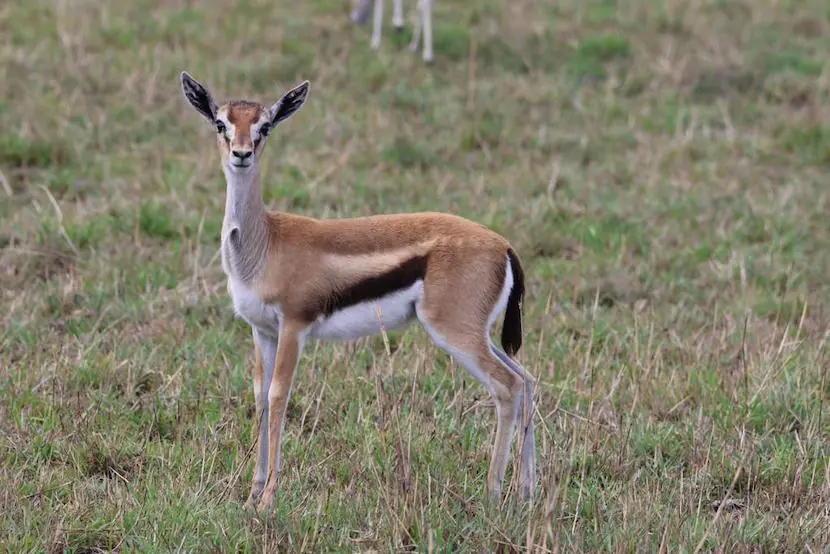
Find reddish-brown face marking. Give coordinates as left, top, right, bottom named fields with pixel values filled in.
left=226, top=102, right=264, bottom=149
left=215, top=101, right=269, bottom=167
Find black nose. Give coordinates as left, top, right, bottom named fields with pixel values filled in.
left=232, top=150, right=253, bottom=160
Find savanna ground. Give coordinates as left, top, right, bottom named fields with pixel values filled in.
left=1, top=0, right=829, bottom=551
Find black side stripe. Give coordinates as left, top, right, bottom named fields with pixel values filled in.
left=317, top=255, right=429, bottom=318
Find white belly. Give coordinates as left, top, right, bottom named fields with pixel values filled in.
left=308, top=281, right=423, bottom=341
left=228, top=277, right=281, bottom=336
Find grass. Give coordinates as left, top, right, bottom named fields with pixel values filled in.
left=1, top=0, right=829, bottom=551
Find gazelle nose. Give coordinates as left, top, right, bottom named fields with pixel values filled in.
left=232, top=150, right=252, bottom=160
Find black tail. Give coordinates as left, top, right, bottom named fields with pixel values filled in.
left=501, top=248, right=525, bottom=357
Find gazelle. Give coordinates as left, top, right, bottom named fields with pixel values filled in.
left=180, top=72, right=536, bottom=512
left=351, top=0, right=434, bottom=63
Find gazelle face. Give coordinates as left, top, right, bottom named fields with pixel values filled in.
left=180, top=71, right=310, bottom=174
left=214, top=102, right=270, bottom=171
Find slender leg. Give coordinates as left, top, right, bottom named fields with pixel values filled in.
left=478, top=351, right=521, bottom=500
left=409, top=0, right=422, bottom=52
left=491, top=342, right=536, bottom=501
left=392, top=0, right=404, bottom=29
left=371, top=0, right=384, bottom=50
left=417, top=309, right=522, bottom=502
left=486, top=378, right=521, bottom=499
left=421, top=0, right=433, bottom=63
left=256, top=321, right=307, bottom=512
left=245, top=329, right=277, bottom=510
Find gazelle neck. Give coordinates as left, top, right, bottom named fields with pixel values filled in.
left=220, top=163, right=269, bottom=283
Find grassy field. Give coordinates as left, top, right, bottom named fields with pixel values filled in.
left=2, top=0, right=830, bottom=551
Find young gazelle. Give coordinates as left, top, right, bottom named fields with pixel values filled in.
left=180, top=72, right=535, bottom=512
left=351, top=0, right=433, bottom=63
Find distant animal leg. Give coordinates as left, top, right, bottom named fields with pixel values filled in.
left=371, top=0, right=384, bottom=50
left=392, top=0, right=404, bottom=29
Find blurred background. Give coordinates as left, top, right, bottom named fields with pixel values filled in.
left=1, top=0, right=828, bottom=551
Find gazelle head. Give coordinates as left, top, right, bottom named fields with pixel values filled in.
left=180, top=71, right=310, bottom=174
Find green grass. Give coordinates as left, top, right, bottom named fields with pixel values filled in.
left=2, top=0, right=830, bottom=551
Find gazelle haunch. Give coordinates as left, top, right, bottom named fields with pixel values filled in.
left=180, top=72, right=535, bottom=512
left=351, top=0, right=433, bottom=63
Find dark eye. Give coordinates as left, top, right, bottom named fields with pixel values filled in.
left=215, top=120, right=226, bottom=134
left=260, top=124, right=271, bottom=137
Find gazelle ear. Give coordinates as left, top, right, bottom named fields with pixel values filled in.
left=268, top=81, right=311, bottom=127
left=181, top=71, right=218, bottom=122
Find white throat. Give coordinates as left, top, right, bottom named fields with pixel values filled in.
left=220, top=163, right=268, bottom=283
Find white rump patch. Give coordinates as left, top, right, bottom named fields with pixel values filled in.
left=488, top=255, right=514, bottom=331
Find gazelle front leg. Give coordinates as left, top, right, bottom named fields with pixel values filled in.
left=244, top=329, right=277, bottom=510
left=392, top=0, right=404, bottom=29
left=421, top=0, right=433, bottom=63
left=409, top=0, right=433, bottom=63
left=371, top=0, right=384, bottom=50
left=256, top=320, right=307, bottom=513
left=409, top=0, right=422, bottom=53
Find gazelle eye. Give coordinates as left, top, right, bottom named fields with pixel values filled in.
left=259, top=124, right=271, bottom=137
left=215, top=120, right=226, bottom=134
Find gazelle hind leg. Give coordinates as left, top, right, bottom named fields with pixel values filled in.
left=417, top=309, right=523, bottom=501
left=483, top=253, right=536, bottom=501
left=490, top=342, right=536, bottom=501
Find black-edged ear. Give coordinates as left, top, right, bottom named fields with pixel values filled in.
left=268, top=81, right=311, bottom=127
left=181, top=71, right=218, bottom=122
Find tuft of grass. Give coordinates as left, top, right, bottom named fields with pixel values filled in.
left=382, top=136, right=438, bottom=169
left=0, top=135, right=74, bottom=169
left=139, top=201, right=178, bottom=240
left=778, top=124, right=830, bottom=165
left=761, top=50, right=824, bottom=77
left=566, top=34, right=632, bottom=81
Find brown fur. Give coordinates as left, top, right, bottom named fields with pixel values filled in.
left=256, top=211, right=512, bottom=324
